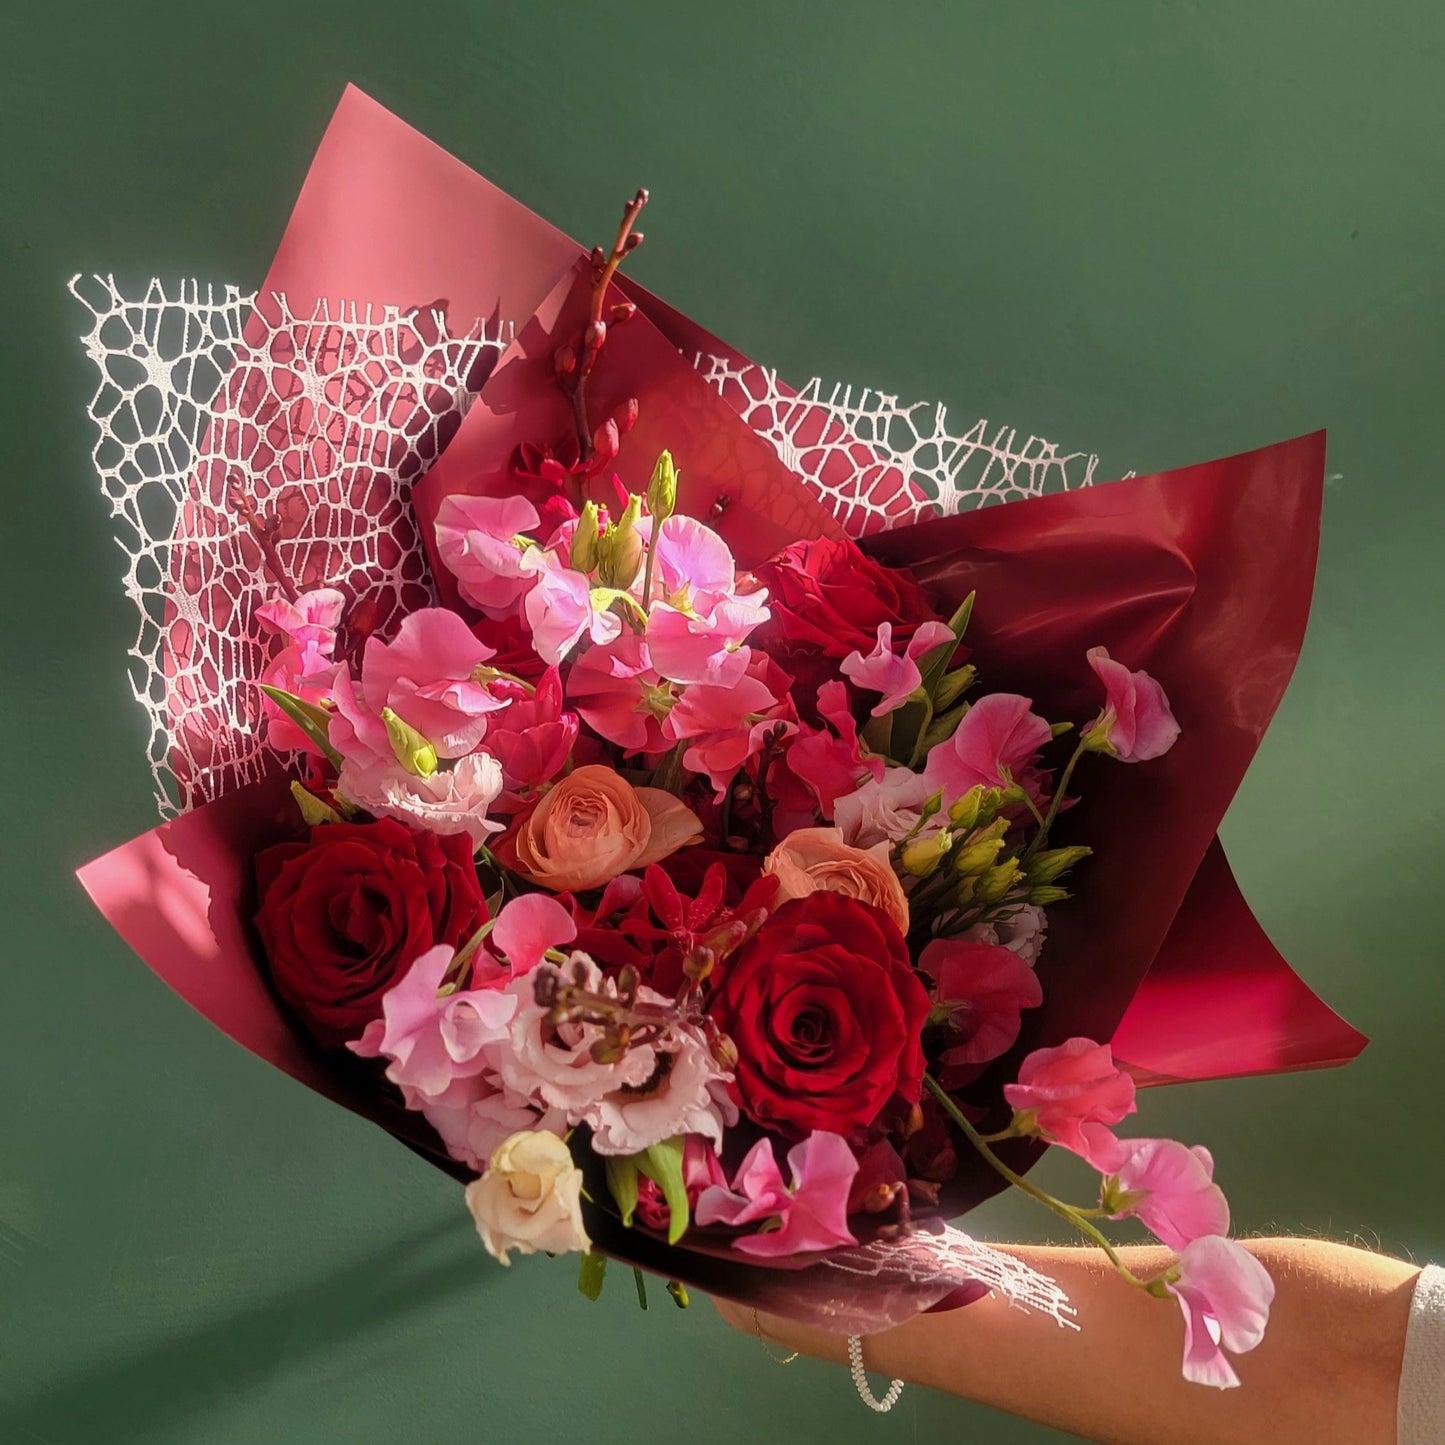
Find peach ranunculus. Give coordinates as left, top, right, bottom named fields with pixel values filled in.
left=504, top=763, right=702, bottom=892
left=464, top=1129, right=590, bottom=1265
left=762, top=826, right=909, bottom=934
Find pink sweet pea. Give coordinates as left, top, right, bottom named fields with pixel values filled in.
left=348, top=944, right=517, bottom=1101
left=635, top=1135, right=729, bottom=1232
left=330, top=608, right=508, bottom=768
left=696, top=1131, right=859, bottom=1257
left=1084, top=646, right=1180, bottom=762
left=785, top=680, right=887, bottom=819
left=1003, top=1038, right=1137, bottom=1169
left=1166, top=1236, right=1275, bottom=1388
left=920, top=939, right=1044, bottom=1087
left=841, top=620, right=956, bottom=717
left=521, top=551, right=622, bottom=665
left=482, top=667, right=579, bottom=803
left=256, top=587, right=345, bottom=755
left=922, top=692, right=1053, bottom=803
left=566, top=634, right=669, bottom=755
left=434, top=494, right=542, bottom=616
left=1103, top=1138, right=1230, bottom=1251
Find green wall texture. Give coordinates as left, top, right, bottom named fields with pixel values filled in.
left=3, top=3, right=1443, bottom=1442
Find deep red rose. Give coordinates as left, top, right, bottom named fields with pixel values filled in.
left=254, top=818, right=487, bottom=1048
left=753, top=537, right=939, bottom=659
left=707, top=892, right=930, bottom=1142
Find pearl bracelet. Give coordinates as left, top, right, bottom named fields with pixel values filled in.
left=847, top=1334, right=906, bottom=1413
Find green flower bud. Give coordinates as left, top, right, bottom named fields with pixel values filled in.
left=948, top=784, right=986, bottom=831
left=382, top=707, right=437, bottom=777
left=1027, top=884, right=1071, bottom=907
left=571, top=500, right=601, bottom=573
left=953, top=834, right=1004, bottom=876
left=646, top=449, right=678, bottom=522
left=1027, top=845, right=1093, bottom=885
left=973, top=857, right=1022, bottom=905
left=933, top=664, right=977, bottom=712
left=901, top=830, right=953, bottom=878
left=290, top=780, right=341, bottom=826
left=597, top=494, right=645, bottom=588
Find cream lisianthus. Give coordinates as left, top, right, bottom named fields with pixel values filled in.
left=465, top=1129, right=590, bottom=1266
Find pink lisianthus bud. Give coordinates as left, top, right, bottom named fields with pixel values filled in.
left=1102, top=1138, right=1230, bottom=1251
left=920, top=939, right=1044, bottom=1087
left=1082, top=646, right=1180, bottom=762
left=1003, top=1038, right=1137, bottom=1168
left=1165, top=1236, right=1275, bottom=1388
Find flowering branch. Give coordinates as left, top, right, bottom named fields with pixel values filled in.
left=558, top=188, right=648, bottom=465
left=227, top=475, right=299, bottom=602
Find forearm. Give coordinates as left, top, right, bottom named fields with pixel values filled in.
left=745, top=1238, right=1419, bottom=1445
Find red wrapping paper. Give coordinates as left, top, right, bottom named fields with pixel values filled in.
left=79, top=85, right=1364, bottom=1325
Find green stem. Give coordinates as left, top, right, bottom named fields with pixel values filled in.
left=640, top=529, right=658, bottom=613
left=905, top=694, right=936, bottom=769
left=1023, top=738, right=1089, bottom=860
left=924, top=1075, right=1148, bottom=1289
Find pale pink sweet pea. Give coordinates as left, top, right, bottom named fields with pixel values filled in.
left=1104, top=1138, right=1230, bottom=1251
left=841, top=620, right=956, bottom=717
left=349, top=944, right=517, bottom=1102
left=330, top=608, right=507, bottom=768
left=521, top=550, right=623, bottom=665
left=416, top=1073, right=555, bottom=1173
left=434, top=494, right=542, bottom=616
left=922, top=692, right=1053, bottom=804
left=697, top=1132, right=860, bottom=1258
left=1166, top=1236, right=1275, bottom=1388
left=921, top=938, right=1044, bottom=1086
left=1084, top=646, right=1181, bottom=762
left=644, top=605, right=753, bottom=689
left=336, top=751, right=506, bottom=850
left=1003, top=1037, right=1138, bottom=1169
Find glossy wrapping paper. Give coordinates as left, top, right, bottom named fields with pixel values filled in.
left=78, top=87, right=1365, bottom=1329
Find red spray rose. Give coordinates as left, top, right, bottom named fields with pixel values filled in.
left=707, top=892, right=930, bottom=1142
left=255, top=818, right=487, bottom=1048
left=753, top=537, right=939, bottom=657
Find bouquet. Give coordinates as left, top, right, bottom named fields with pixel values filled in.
left=76, top=86, right=1367, bottom=1401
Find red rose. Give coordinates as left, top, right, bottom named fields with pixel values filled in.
left=753, top=537, right=938, bottom=659
left=255, top=819, right=487, bottom=1048
left=707, top=892, right=930, bottom=1142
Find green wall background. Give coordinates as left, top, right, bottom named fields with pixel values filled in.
left=3, top=3, right=1442, bottom=1442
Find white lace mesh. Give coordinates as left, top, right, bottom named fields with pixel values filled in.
left=695, top=358, right=1101, bottom=534
left=73, top=277, right=1101, bottom=816
left=72, top=276, right=507, bottom=815
left=816, top=1223, right=1077, bottom=1332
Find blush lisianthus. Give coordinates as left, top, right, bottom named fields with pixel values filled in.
left=336, top=750, right=506, bottom=850
left=465, top=1129, right=591, bottom=1266
left=707, top=893, right=930, bottom=1142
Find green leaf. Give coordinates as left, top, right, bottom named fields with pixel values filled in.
left=258, top=684, right=343, bottom=769
left=577, top=1250, right=608, bottom=1302
left=633, top=1266, right=649, bottom=1311
left=636, top=1137, right=690, bottom=1245
left=918, top=591, right=975, bottom=699
left=605, top=1155, right=641, bottom=1228
left=666, top=1279, right=690, bottom=1309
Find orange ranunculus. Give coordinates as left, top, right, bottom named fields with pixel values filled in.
left=762, top=825, right=910, bottom=934
left=506, top=764, right=702, bottom=892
